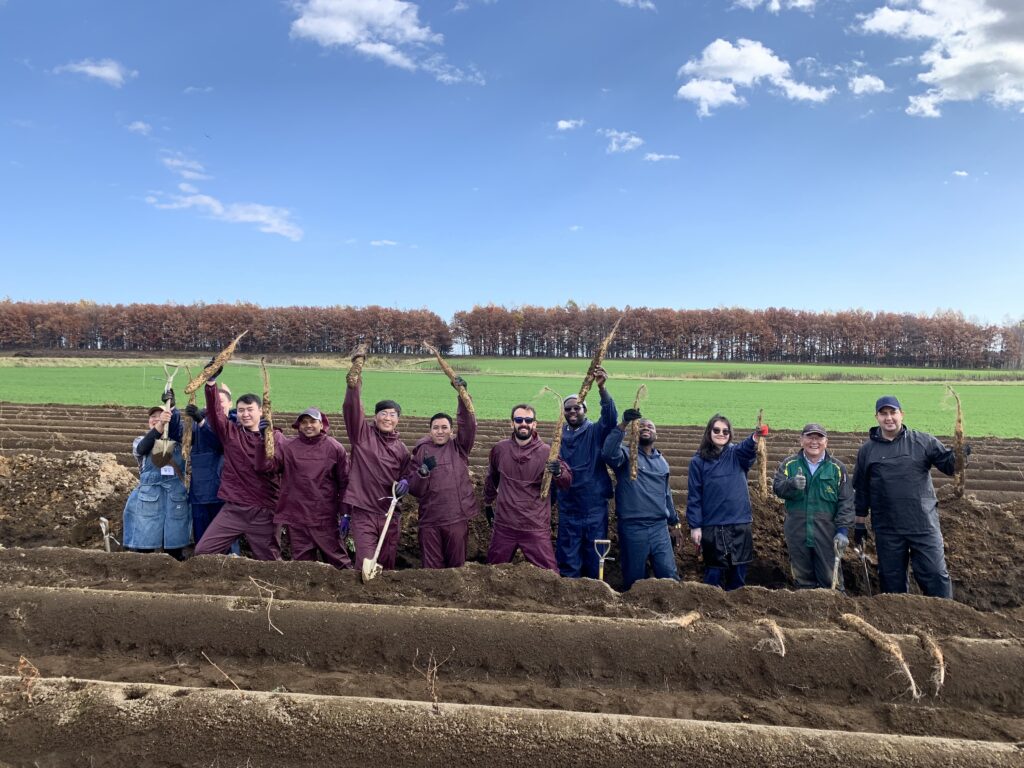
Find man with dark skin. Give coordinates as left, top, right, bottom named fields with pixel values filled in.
left=484, top=404, right=572, bottom=572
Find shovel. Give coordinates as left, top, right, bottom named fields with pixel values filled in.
left=361, top=482, right=400, bottom=583
left=150, top=363, right=179, bottom=468
left=98, top=516, right=120, bottom=553
left=594, top=539, right=613, bottom=581
left=853, top=544, right=872, bottom=597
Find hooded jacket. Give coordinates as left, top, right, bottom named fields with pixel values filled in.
left=204, top=383, right=279, bottom=510
left=342, top=382, right=411, bottom=516
left=406, top=397, right=478, bottom=527
left=685, top=434, right=758, bottom=529
left=602, top=427, right=678, bottom=525
left=853, top=425, right=955, bottom=534
left=556, top=389, right=617, bottom=513
left=484, top=432, right=572, bottom=533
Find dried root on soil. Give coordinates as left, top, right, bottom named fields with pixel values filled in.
left=413, top=646, right=454, bottom=714
left=947, top=385, right=966, bottom=499
left=423, top=341, right=474, bottom=416
left=346, top=343, right=368, bottom=388
left=916, top=630, right=946, bottom=697
left=248, top=576, right=285, bottom=636
left=15, top=655, right=39, bottom=702
left=201, top=651, right=243, bottom=693
left=184, top=330, right=248, bottom=395
left=665, top=611, right=701, bottom=629
left=840, top=613, right=921, bottom=700
left=753, top=618, right=787, bottom=657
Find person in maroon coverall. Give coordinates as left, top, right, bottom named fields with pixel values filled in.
left=484, top=404, right=572, bottom=572
left=194, top=363, right=280, bottom=560
left=406, top=377, right=478, bottom=568
left=342, top=361, right=411, bottom=572
left=256, top=407, right=352, bottom=568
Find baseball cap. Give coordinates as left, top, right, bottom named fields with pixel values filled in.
left=801, top=423, right=827, bottom=437
left=875, top=395, right=902, bottom=412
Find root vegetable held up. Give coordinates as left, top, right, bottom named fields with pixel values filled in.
left=755, top=408, right=768, bottom=501
left=627, top=384, right=648, bottom=481
left=946, top=385, right=966, bottom=499
left=184, top=330, right=248, bottom=395
left=260, top=357, right=274, bottom=460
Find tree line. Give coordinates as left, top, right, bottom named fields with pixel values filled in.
left=1, top=300, right=1020, bottom=369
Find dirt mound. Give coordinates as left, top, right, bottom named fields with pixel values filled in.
left=0, top=452, right=135, bottom=548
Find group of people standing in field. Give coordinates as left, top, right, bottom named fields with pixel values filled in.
left=122, top=356, right=964, bottom=598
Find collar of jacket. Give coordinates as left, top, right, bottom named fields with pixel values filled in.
left=869, top=425, right=907, bottom=443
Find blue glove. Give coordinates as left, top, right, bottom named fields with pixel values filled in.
left=834, top=531, right=849, bottom=552
left=339, top=514, right=350, bottom=538
left=395, top=478, right=409, bottom=498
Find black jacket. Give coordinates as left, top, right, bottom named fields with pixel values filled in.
left=853, top=426, right=955, bottom=534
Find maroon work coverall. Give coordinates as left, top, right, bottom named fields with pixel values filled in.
left=342, top=383, right=411, bottom=571
left=484, top=433, right=572, bottom=572
left=256, top=414, right=351, bottom=569
left=406, top=398, right=478, bottom=568
left=194, top=382, right=280, bottom=560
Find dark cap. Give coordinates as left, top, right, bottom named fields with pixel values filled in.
left=147, top=405, right=165, bottom=416
left=801, top=423, right=827, bottom=437
left=875, top=395, right=902, bottom=412
left=293, top=407, right=324, bottom=429
left=375, top=399, right=402, bottom=416
left=563, top=395, right=587, bottom=412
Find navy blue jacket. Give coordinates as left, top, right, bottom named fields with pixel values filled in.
left=187, top=412, right=232, bottom=506
left=602, top=427, right=678, bottom=526
left=685, top=435, right=758, bottom=529
left=556, top=389, right=617, bottom=512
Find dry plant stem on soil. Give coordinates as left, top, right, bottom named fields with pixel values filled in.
left=947, top=385, right=966, bottom=498
left=249, top=576, right=284, bottom=636
left=541, top=318, right=622, bottom=498
left=627, top=384, right=648, bottom=481
left=840, top=613, right=921, bottom=700
left=260, top=357, right=274, bottom=460
left=16, top=655, right=39, bottom=702
left=753, top=618, right=787, bottom=657
left=755, top=408, right=768, bottom=501
left=413, top=647, right=454, bottom=714
left=916, top=630, right=946, bottom=697
left=423, top=341, right=474, bottom=416
left=346, top=343, right=368, bottom=388
left=201, top=651, right=243, bottom=692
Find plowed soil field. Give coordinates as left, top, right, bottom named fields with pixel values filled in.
left=2, top=402, right=1024, bottom=767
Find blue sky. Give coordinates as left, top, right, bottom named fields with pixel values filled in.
left=2, top=0, right=1022, bottom=325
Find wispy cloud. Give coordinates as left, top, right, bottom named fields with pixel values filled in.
left=556, top=118, right=585, bottom=131
left=733, top=0, right=816, bottom=13
left=849, top=74, right=887, bottom=95
left=644, top=152, right=680, bottom=162
left=676, top=38, right=834, bottom=116
left=161, top=152, right=211, bottom=181
left=126, top=120, right=152, bottom=136
left=568, top=224, right=583, bottom=232
left=290, top=0, right=484, bottom=85
left=370, top=239, right=399, bottom=246
left=183, top=85, right=214, bottom=95
left=147, top=182, right=303, bottom=241
left=614, top=0, right=656, bottom=10
left=860, top=0, right=1024, bottom=117
left=599, top=128, right=644, bottom=153
left=54, top=58, right=137, bottom=88
left=953, top=169, right=969, bottom=177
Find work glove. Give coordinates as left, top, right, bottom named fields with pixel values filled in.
left=185, top=404, right=205, bottom=422
left=755, top=424, right=769, bottom=437
left=484, top=505, right=494, bottom=528
left=395, top=479, right=409, bottom=498
left=834, top=531, right=849, bottom=553
left=339, top=514, right=350, bottom=538
left=623, top=408, right=642, bottom=424
left=205, top=357, right=223, bottom=381
left=451, top=376, right=468, bottom=390
left=792, top=472, right=806, bottom=491
left=963, top=444, right=972, bottom=456
left=669, top=525, right=684, bottom=553
left=161, top=388, right=175, bottom=407
left=853, top=522, right=870, bottom=547
left=545, top=460, right=562, bottom=477
left=418, top=456, right=437, bottom=477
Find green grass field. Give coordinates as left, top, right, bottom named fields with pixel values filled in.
left=1, top=360, right=1022, bottom=437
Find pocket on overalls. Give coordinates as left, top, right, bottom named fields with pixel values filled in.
left=138, top=486, right=163, bottom=519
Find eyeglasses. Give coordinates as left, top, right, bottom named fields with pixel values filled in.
left=513, top=416, right=536, bottom=424
left=563, top=405, right=583, bottom=413
left=711, top=427, right=730, bottom=435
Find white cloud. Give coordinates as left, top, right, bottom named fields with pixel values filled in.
left=860, top=0, right=1024, bottom=117
left=149, top=183, right=302, bottom=241
left=126, top=120, right=152, bottom=136
left=161, top=153, right=211, bottom=181
left=183, top=85, right=214, bottom=95
left=615, top=0, right=657, bottom=10
left=850, top=74, right=887, bottom=94
left=556, top=118, right=585, bottom=131
left=644, top=152, right=680, bottom=161
left=54, top=58, right=137, bottom=88
left=733, top=0, right=816, bottom=13
left=675, top=38, right=835, bottom=115
left=599, top=128, right=644, bottom=153
left=370, top=239, right=399, bottom=246
left=953, top=169, right=969, bottom=176
left=290, top=0, right=483, bottom=85
left=568, top=225, right=583, bottom=232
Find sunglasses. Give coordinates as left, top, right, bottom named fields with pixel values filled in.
left=513, top=416, right=536, bottom=424
left=711, top=427, right=731, bottom=435
left=563, top=405, right=583, bottom=413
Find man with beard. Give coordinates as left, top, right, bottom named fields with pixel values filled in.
left=256, top=408, right=351, bottom=568
left=555, top=365, right=618, bottom=579
left=484, top=404, right=572, bottom=572
left=194, top=363, right=280, bottom=560
left=602, top=411, right=682, bottom=589
left=405, top=377, right=478, bottom=568
left=342, top=354, right=411, bottom=572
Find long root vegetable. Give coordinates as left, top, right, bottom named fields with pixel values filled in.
left=181, top=364, right=196, bottom=491
left=184, top=330, right=248, bottom=395
left=627, top=384, right=648, bottom=481
left=947, top=385, right=966, bottom=498
left=840, top=613, right=921, bottom=700
left=754, top=618, right=787, bottom=657
left=260, top=357, right=274, bottom=460
left=538, top=387, right=566, bottom=500
left=423, top=340, right=474, bottom=416
left=346, top=343, right=368, bottom=388
left=916, top=630, right=946, bottom=697
left=755, top=408, right=768, bottom=502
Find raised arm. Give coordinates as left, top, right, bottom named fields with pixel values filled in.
left=735, top=433, right=759, bottom=472
left=204, top=382, right=230, bottom=441
left=601, top=426, right=629, bottom=470
left=455, top=396, right=477, bottom=454
left=342, top=380, right=370, bottom=446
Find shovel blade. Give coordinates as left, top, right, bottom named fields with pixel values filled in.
left=361, top=557, right=382, bottom=583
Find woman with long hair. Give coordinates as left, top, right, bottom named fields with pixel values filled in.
left=685, top=414, right=762, bottom=590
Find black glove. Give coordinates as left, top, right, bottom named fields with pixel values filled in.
left=546, top=460, right=562, bottom=477
left=484, top=505, right=494, bottom=528
left=623, top=408, right=642, bottom=423
left=161, top=388, right=175, bottom=407
left=418, top=456, right=437, bottom=477
left=963, top=444, right=972, bottom=457
left=452, top=376, right=468, bottom=390
left=669, top=525, right=684, bottom=553
left=185, top=404, right=205, bottom=422
left=205, top=357, right=223, bottom=380
left=853, top=523, right=870, bottom=547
